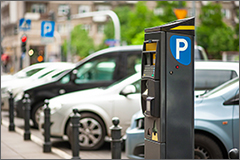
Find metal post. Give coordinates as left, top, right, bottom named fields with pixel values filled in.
left=110, top=117, right=122, bottom=159
left=8, top=91, right=15, bottom=131
left=23, top=93, right=31, bottom=140
left=229, top=148, right=239, bottom=159
left=43, top=99, right=51, bottom=152
left=71, top=109, right=81, bottom=159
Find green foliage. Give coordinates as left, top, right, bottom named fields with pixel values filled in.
left=156, top=1, right=185, bottom=22
left=208, top=26, right=235, bottom=59
left=131, top=30, right=145, bottom=45
left=196, top=2, right=237, bottom=59
left=199, top=3, right=225, bottom=27
left=62, top=25, right=95, bottom=59
left=104, top=6, right=132, bottom=44
left=126, top=1, right=164, bottom=45
left=234, top=23, right=239, bottom=51
left=103, top=1, right=165, bottom=46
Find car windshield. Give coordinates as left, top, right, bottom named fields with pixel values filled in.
left=201, top=77, right=239, bottom=98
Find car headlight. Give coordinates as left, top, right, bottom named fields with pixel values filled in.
left=14, top=91, right=24, bottom=102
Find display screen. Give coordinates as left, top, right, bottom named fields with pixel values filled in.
left=145, top=42, right=157, bottom=66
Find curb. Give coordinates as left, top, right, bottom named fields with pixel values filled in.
left=2, top=119, right=72, bottom=159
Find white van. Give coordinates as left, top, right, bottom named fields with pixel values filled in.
left=195, top=61, right=239, bottom=95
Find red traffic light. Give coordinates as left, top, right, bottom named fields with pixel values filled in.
left=21, top=35, right=27, bottom=42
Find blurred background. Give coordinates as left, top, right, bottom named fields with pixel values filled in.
left=1, top=1, right=239, bottom=74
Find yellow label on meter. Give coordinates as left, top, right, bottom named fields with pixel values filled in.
left=146, top=43, right=157, bottom=51
left=153, top=53, right=156, bottom=65
left=152, top=132, right=158, bottom=141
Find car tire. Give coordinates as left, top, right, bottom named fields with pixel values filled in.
left=67, top=112, right=106, bottom=150
left=195, top=133, right=223, bottom=159
left=31, top=102, right=44, bottom=129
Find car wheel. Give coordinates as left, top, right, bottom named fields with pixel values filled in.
left=194, top=133, right=223, bottom=159
left=31, top=102, right=44, bottom=129
left=67, top=112, right=106, bottom=150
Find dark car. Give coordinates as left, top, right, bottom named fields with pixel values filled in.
left=15, top=45, right=142, bottom=128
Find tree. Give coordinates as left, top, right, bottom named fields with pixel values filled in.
left=126, top=1, right=164, bottom=45
left=62, top=25, right=95, bottom=59
left=196, top=2, right=236, bottom=59
left=103, top=2, right=165, bottom=46
left=155, top=1, right=186, bottom=22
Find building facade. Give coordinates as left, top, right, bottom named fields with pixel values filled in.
left=1, top=1, right=239, bottom=73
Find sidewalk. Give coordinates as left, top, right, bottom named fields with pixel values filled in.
left=1, top=120, right=71, bottom=159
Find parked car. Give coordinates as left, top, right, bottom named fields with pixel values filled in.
left=126, top=77, right=239, bottom=159
left=1, top=62, right=75, bottom=110
left=15, top=45, right=143, bottom=128
left=39, top=72, right=142, bottom=150
left=194, top=61, right=239, bottom=95
left=1, top=62, right=58, bottom=82
left=15, top=45, right=208, bottom=128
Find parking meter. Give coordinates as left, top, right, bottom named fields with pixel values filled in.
left=141, top=17, right=195, bottom=159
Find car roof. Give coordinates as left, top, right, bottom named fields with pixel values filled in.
left=195, top=61, right=239, bottom=75
left=75, top=45, right=143, bottom=66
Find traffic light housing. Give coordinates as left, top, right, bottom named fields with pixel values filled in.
left=21, top=35, right=27, bottom=53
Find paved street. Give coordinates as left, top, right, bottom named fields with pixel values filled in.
left=1, top=111, right=128, bottom=159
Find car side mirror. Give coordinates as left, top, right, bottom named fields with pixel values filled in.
left=120, top=85, right=136, bottom=96
left=70, top=69, right=78, bottom=82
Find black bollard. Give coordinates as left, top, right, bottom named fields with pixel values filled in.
left=43, top=99, right=51, bottom=152
left=71, top=109, right=81, bottom=159
left=23, top=93, right=31, bottom=140
left=229, top=148, right=239, bottom=159
left=110, top=117, right=122, bottom=159
left=8, top=91, right=15, bottom=131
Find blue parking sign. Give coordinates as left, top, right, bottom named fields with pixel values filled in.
left=41, top=21, right=55, bottom=38
left=170, top=35, right=191, bottom=66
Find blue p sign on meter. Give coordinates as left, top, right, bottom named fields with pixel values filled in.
left=170, top=35, right=191, bottom=65
left=41, top=21, right=55, bottom=38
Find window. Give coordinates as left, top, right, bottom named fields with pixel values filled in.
left=79, top=5, right=91, bottom=13
left=96, top=5, right=111, bottom=11
left=195, top=70, right=238, bottom=90
left=127, top=54, right=141, bottom=76
left=154, top=8, right=163, bottom=16
left=25, top=68, right=44, bottom=77
left=194, top=48, right=204, bottom=60
left=222, top=9, right=231, bottom=19
left=58, top=4, right=69, bottom=16
left=97, top=24, right=105, bottom=33
left=52, top=70, right=67, bottom=79
left=31, top=4, right=46, bottom=14
left=82, top=24, right=91, bottom=32
left=38, top=70, right=55, bottom=79
left=74, top=57, right=116, bottom=84
left=60, top=74, right=70, bottom=84
left=57, top=24, right=68, bottom=34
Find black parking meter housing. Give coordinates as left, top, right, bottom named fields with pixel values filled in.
left=141, top=17, right=195, bottom=159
